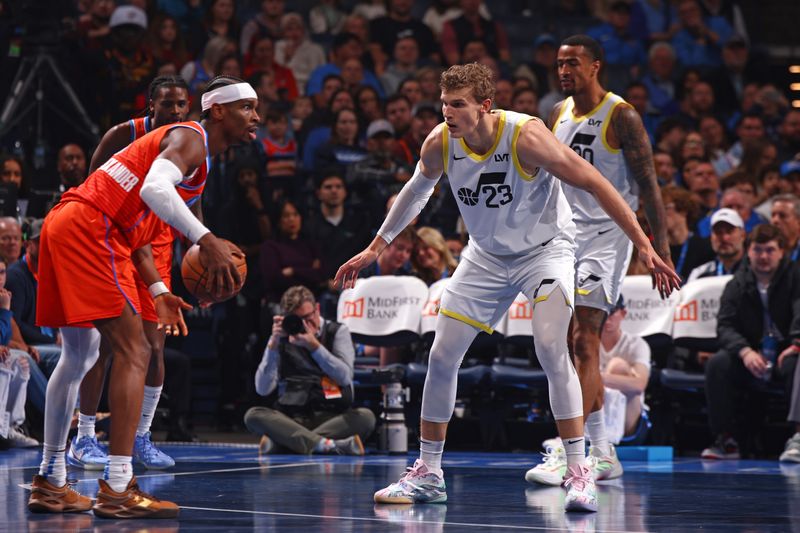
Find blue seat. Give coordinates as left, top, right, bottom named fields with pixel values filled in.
left=659, top=368, right=705, bottom=391
left=490, top=364, right=548, bottom=388
left=405, top=363, right=490, bottom=390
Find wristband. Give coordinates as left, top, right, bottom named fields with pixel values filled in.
left=148, top=281, right=169, bottom=299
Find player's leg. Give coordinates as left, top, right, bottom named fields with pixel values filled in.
left=374, top=251, right=512, bottom=504
left=68, top=336, right=111, bottom=471
left=132, top=320, right=174, bottom=469
left=573, top=305, right=608, bottom=447
left=29, top=327, right=100, bottom=513
left=92, top=306, right=178, bottom=519
left=373, top=314, right=480, bottom=504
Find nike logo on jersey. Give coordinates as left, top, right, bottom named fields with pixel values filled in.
left=559, top=119, right=569, bottom=124
left=597, top=228, right=612, bottom=235
left=454, top=155, right=467, bottom=160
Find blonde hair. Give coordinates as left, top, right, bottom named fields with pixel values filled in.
left=280, top=285, right=315, bottom=314
left=412, top=227, right=458, bottom=285
left=439, top=63, right=495, bottom=103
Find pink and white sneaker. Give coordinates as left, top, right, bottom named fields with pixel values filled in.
left=374, top=459, right=447, bottom=504
left=563, top=463, right=598, bottom=513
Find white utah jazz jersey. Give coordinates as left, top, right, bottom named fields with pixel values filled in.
left=552, top=92, right=637, bottom=229
left=443, top=110, right=574, bottom=256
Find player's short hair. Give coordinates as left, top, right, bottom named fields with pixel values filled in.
left=439, top=63, right=495, bottom=103
left=148, top=75, right=189, bottom=103
left=561, top=34, right=605, bottom=63
left=280, top=286, right=316, bottom=314
left=199, top=75, right=246, bottom=120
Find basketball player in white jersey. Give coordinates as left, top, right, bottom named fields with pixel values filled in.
left=335, top=63, right=679, bottom=513
left=526, top=35, right=672, bottom=486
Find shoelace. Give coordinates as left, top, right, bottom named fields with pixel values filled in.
left=130, top=481, right=162, bottom=502
left=540, top=448, right=565, bottom=467
left=66, top=478, right=84, bottom=496
left=397, top=461, right=427, bottom=483
left=563, top=467, right=591, bottom=491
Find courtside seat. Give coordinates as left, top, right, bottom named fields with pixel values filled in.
left=490, top=364, right=548, bottom=388
left=352, top=362, right=405, bottom=388
left=659, top=368, right=706, bottom=391
left=405, top=362, right=491, bottom=391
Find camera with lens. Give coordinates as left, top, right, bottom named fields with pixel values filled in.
left=281, top=314, right=306, bottom=336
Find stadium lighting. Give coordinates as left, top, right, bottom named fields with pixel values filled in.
left=791, top=65, right=800, bottom=74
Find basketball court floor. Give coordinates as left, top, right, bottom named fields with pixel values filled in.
left=3, top=443, right=799, bottom=532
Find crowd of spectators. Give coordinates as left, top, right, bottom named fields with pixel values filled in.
left=1, top=0, right=799, bottom=458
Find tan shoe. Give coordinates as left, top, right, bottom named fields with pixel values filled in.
left=93, top=476, right=179, bottom=519
left=28, top=474, right=92, bottom=513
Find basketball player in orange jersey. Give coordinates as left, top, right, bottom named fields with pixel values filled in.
left=28, top=76, right=258, bottom=518
left=67, top=76, right=192, bottom=473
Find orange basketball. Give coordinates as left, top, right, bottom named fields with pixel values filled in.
left=181, top=240, right=247, bottom=303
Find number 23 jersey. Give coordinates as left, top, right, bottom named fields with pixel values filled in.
left=443, top=110, right=574, bottom=256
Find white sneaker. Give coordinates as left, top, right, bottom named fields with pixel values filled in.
left=780, top=433, right=800, bottom=463
left=563, top=463, right=598, bottom=513
left=374, top=459, right=447, bottom=503
left=542, top=436, right=562, bottom=451
left=7, top=426, right=39, bottom=448
left=589, top=444, right=624, bottom=480
left=525, top=445, right=567, bottom=486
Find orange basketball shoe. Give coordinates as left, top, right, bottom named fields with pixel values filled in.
left=93, top=477, right=179, bottom=519
left=28, top=475, right=92, bottom=513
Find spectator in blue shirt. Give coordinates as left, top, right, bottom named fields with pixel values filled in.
left=671, top=0, right=733, bottom=69
left=586, top=2, right=647, bottom=93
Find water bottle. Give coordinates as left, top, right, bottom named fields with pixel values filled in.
left=760, top=334, right=777, bottom=381
left=380, top=382, right=408, bottom=454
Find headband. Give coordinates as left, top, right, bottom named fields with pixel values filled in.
left=200, top=83, right=258, bottom=111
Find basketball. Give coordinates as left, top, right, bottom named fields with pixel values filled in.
left=457, top=186, right=480, bottom=206
left=181, top=240, right=247, bottom=303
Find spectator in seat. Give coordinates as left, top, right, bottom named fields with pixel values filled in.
left=777, top=110, right=800, bottom=164
left=369, top=0, right=437, bottom=67
left=586, top=1, right=647, bottom=94
left=670, top=0, right=732, bottom=69
left=600, top=296, right=652, bottom=445
left=274, top=13, right=325, bottom=97
left=260, top=200, right=325, bottom=307
left=687, top=208, right=746, bottom=282
left=702, top=224, right=800, bottom=460
left=440, top=0, right=510, bottom=66
left=770, top=194, right=800, bottom=262
left=662, top=185, right=714, bottom=282
left=385, top=95, right=413, bottom=140
left=304, top=172, right=372, bottom=316
left=412, top=227, right=458, bottom=286
left=394, top=103, right=440, bottom=166
left=0, top=256, right=39, bottom=448
left=244, top=285, right=375, bottom=455
left=684, top=159, right=720, bottom=222
left=0, top=218, right=22, bottom=267
left=654, top=150, right=677, bottom=187
left=346, top=119, right=412, bottom=228
left=359, top=226, right=416, bottom=279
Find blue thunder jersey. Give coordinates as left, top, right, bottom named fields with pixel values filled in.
left=442, top=110, right=575, bottom=255
left=552, top=92, right=637, bottom=230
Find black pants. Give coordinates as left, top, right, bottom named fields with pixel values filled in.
left=705, top=349, right=798, bottom=436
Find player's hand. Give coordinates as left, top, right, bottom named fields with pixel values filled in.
left=155, top=293, right=193, bottom=336
left=638, top=246, right=681, bottom=299
left=334, top=249, right=379, bottom=289
left=197, top=233, right=243, bottom=298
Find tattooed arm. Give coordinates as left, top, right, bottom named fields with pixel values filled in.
left=611, top=104, right=671, bottom=262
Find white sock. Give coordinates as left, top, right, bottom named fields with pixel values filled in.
left=137, top=385, right=162, bottom=436
left=585, top=409, right=610, bottom=455
left=419, top=438, right=445, bottom=476
left=77, top=413, right=96, bottom=439
left=38, top=444, right=67, bottom=486
left=313, top=438, right=335, bottom=453
left=103, top=455, right=133, bottom=492
left=563, top=436, right=586, bottom=468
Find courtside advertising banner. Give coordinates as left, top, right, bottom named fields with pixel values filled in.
left=620, top=275, right=682, bottom=337
left=671, top=275, right=731, bottom=340
left=337, top=276, right=428, bottom=336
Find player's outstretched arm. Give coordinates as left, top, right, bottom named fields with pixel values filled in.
left=517, top=119, right=681, bottom=298
left=334, top=124, right=446, bottom=289
left=612, top=104, right=671, bottom=262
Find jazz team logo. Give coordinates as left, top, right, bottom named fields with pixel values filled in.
left=342, top=298, right=364, bottom=319
left=673, top=300, right=698, bottom=322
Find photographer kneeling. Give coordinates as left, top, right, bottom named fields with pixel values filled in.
left=244, top=286, right=375, bottom=455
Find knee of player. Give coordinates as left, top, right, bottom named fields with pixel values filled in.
left=572, top=330, right=601, bottom=360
